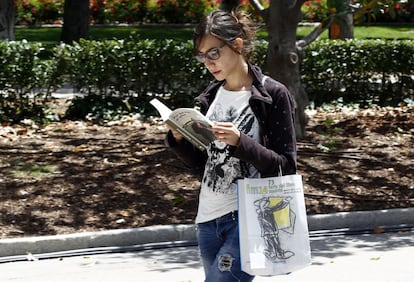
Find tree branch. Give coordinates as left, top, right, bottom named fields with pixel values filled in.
left=249, top=0, right=264, bottom=11
left=290, top=0, right=307, bottom=10
left=249, top=0, right=269, bottom=20
left=296, top=16, right=334, bottom=49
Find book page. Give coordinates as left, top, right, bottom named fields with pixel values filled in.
left=150, top=98, right=216, bottom=150
left=169, top=109, right=215, bottom=148
left=150, top=98, right=172, bottom=121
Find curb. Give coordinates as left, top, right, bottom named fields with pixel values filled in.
left=1, top=208, right=413, bottom=257
left=0, top=225, right=196, bottom=258
left=307, top=207, right=414, bottom=231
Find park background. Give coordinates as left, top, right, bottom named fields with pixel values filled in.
left=11, top=0, right=414, bottom=26
left=0, top=0, right=412, bottom=125
left=0, top=0, right=413, bottom=238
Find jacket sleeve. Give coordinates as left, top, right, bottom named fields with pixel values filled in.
left=165, top=130, right=207, bottom=178
left=232, top=85, right=297, bottom=177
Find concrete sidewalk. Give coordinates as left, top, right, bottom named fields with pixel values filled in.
left=0, top=230, right=413, bottom=282
left=0, top=208, right=413, bottom=282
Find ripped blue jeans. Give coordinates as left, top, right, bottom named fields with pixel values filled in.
left=197, top=211, right=254, bottom=282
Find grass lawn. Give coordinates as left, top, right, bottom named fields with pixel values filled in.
left=15, top=26, right=196, bottom=44
left=14, top=24, right=414, bottom=46
left=297, top=25, right=414, bottom=40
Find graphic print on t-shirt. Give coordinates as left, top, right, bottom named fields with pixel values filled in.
left=202, top=100, right=260, bottom=194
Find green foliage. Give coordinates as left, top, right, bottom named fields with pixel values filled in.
left=302, top=39, right=414, bottom=106
left=146, top=0, right=217, bottom=24
left=302, top=0, right=329, bottom=22
left=65, top=95, right=141, bottom=122
left=62, top=38, right=269, bottom=120
left=301, top=0, right=414, bottom=24
left=60, top=38, right=209, bottom=120
left=7, top=159, right=57, bottom=178
left=354, top=0, right=414, bottom=24
left=13, top=0, right=414, bottom=28
left=90, top=0, right=149, bottom=24
left=0, top=40, right=62, bottom=124
left=15, top=0, right=64, bottom=26
left=1, top=38, right=413, bottom=123
left=15, top=0, right=219, bottom=26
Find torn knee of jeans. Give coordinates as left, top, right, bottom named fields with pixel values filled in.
left=218, top=254, right=234, bottom=272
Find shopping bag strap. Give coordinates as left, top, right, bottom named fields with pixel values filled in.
left=278, top=165, right=283, bottom=177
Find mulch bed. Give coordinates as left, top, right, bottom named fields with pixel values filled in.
left=0, top=103, right=413, bottom=238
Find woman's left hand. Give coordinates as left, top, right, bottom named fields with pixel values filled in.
left=210, top=121, right=240, bottom=146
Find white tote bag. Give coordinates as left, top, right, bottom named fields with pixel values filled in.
left=237, top=174, right=311, bottom=276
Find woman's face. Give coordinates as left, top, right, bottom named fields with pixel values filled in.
left=196, top=34, right=242, bottom=81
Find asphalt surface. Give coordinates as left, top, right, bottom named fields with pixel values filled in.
left=1, top=208, right=413, bottom=282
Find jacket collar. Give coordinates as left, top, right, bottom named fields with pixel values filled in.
left=195, top=62, right=273, bottom=112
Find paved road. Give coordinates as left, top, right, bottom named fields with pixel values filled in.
left=1, top=230, right=413, bottom=282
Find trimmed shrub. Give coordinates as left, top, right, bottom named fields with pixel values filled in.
left=302, top=39, right=414, bottom=106
left=0, top=40, right=63, bottom=123
left=1, top=38, right=413, bottom=123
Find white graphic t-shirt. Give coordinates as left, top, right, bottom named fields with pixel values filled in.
left=195, top=86, right=261, bottom=223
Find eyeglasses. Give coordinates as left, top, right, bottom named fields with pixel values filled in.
left=195, top=44, right=226, bottom=63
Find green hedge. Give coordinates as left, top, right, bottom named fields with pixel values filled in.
left=0, top=38, right=413, bottom=123
left=62, top=38, right=210, bottom=119
left=0, top=40, right=64, bottom=123
left=61, top=38, right=268, bottom=119
left=302, top=39, right=414, bottom=106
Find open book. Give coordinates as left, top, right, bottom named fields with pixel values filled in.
left=150, top=98, right=216, bottom=151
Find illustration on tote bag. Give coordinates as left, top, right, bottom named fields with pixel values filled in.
left=238, top=174, right=311, bottom=276
left=254, top=196, right=295, bottom=261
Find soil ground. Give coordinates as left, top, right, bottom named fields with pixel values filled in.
left=0, top=100, right=413, bottom=239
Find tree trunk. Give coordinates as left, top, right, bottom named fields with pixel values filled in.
left=329, top=13, right=353, bottom=39
left=0, top=0, right=15, bottom=40
left=60, top=0, right=89, bottom=44
left=265, top=0, right=308, bottom=138
left=219, top=0, right=240, bottom=11
left=328, top=0, right=354, bottom=39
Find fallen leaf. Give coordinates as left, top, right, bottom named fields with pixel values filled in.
left=26, top=252, right=38, bottom=261
left=373, top=226, right=385, bottom=234
left=74, top=145, right=88, bottom=152
left=16, top=128, right=28, bottom=135
left=119, top=210, right=130, bottom=217
left=370, top=257, right=381, bottom=261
